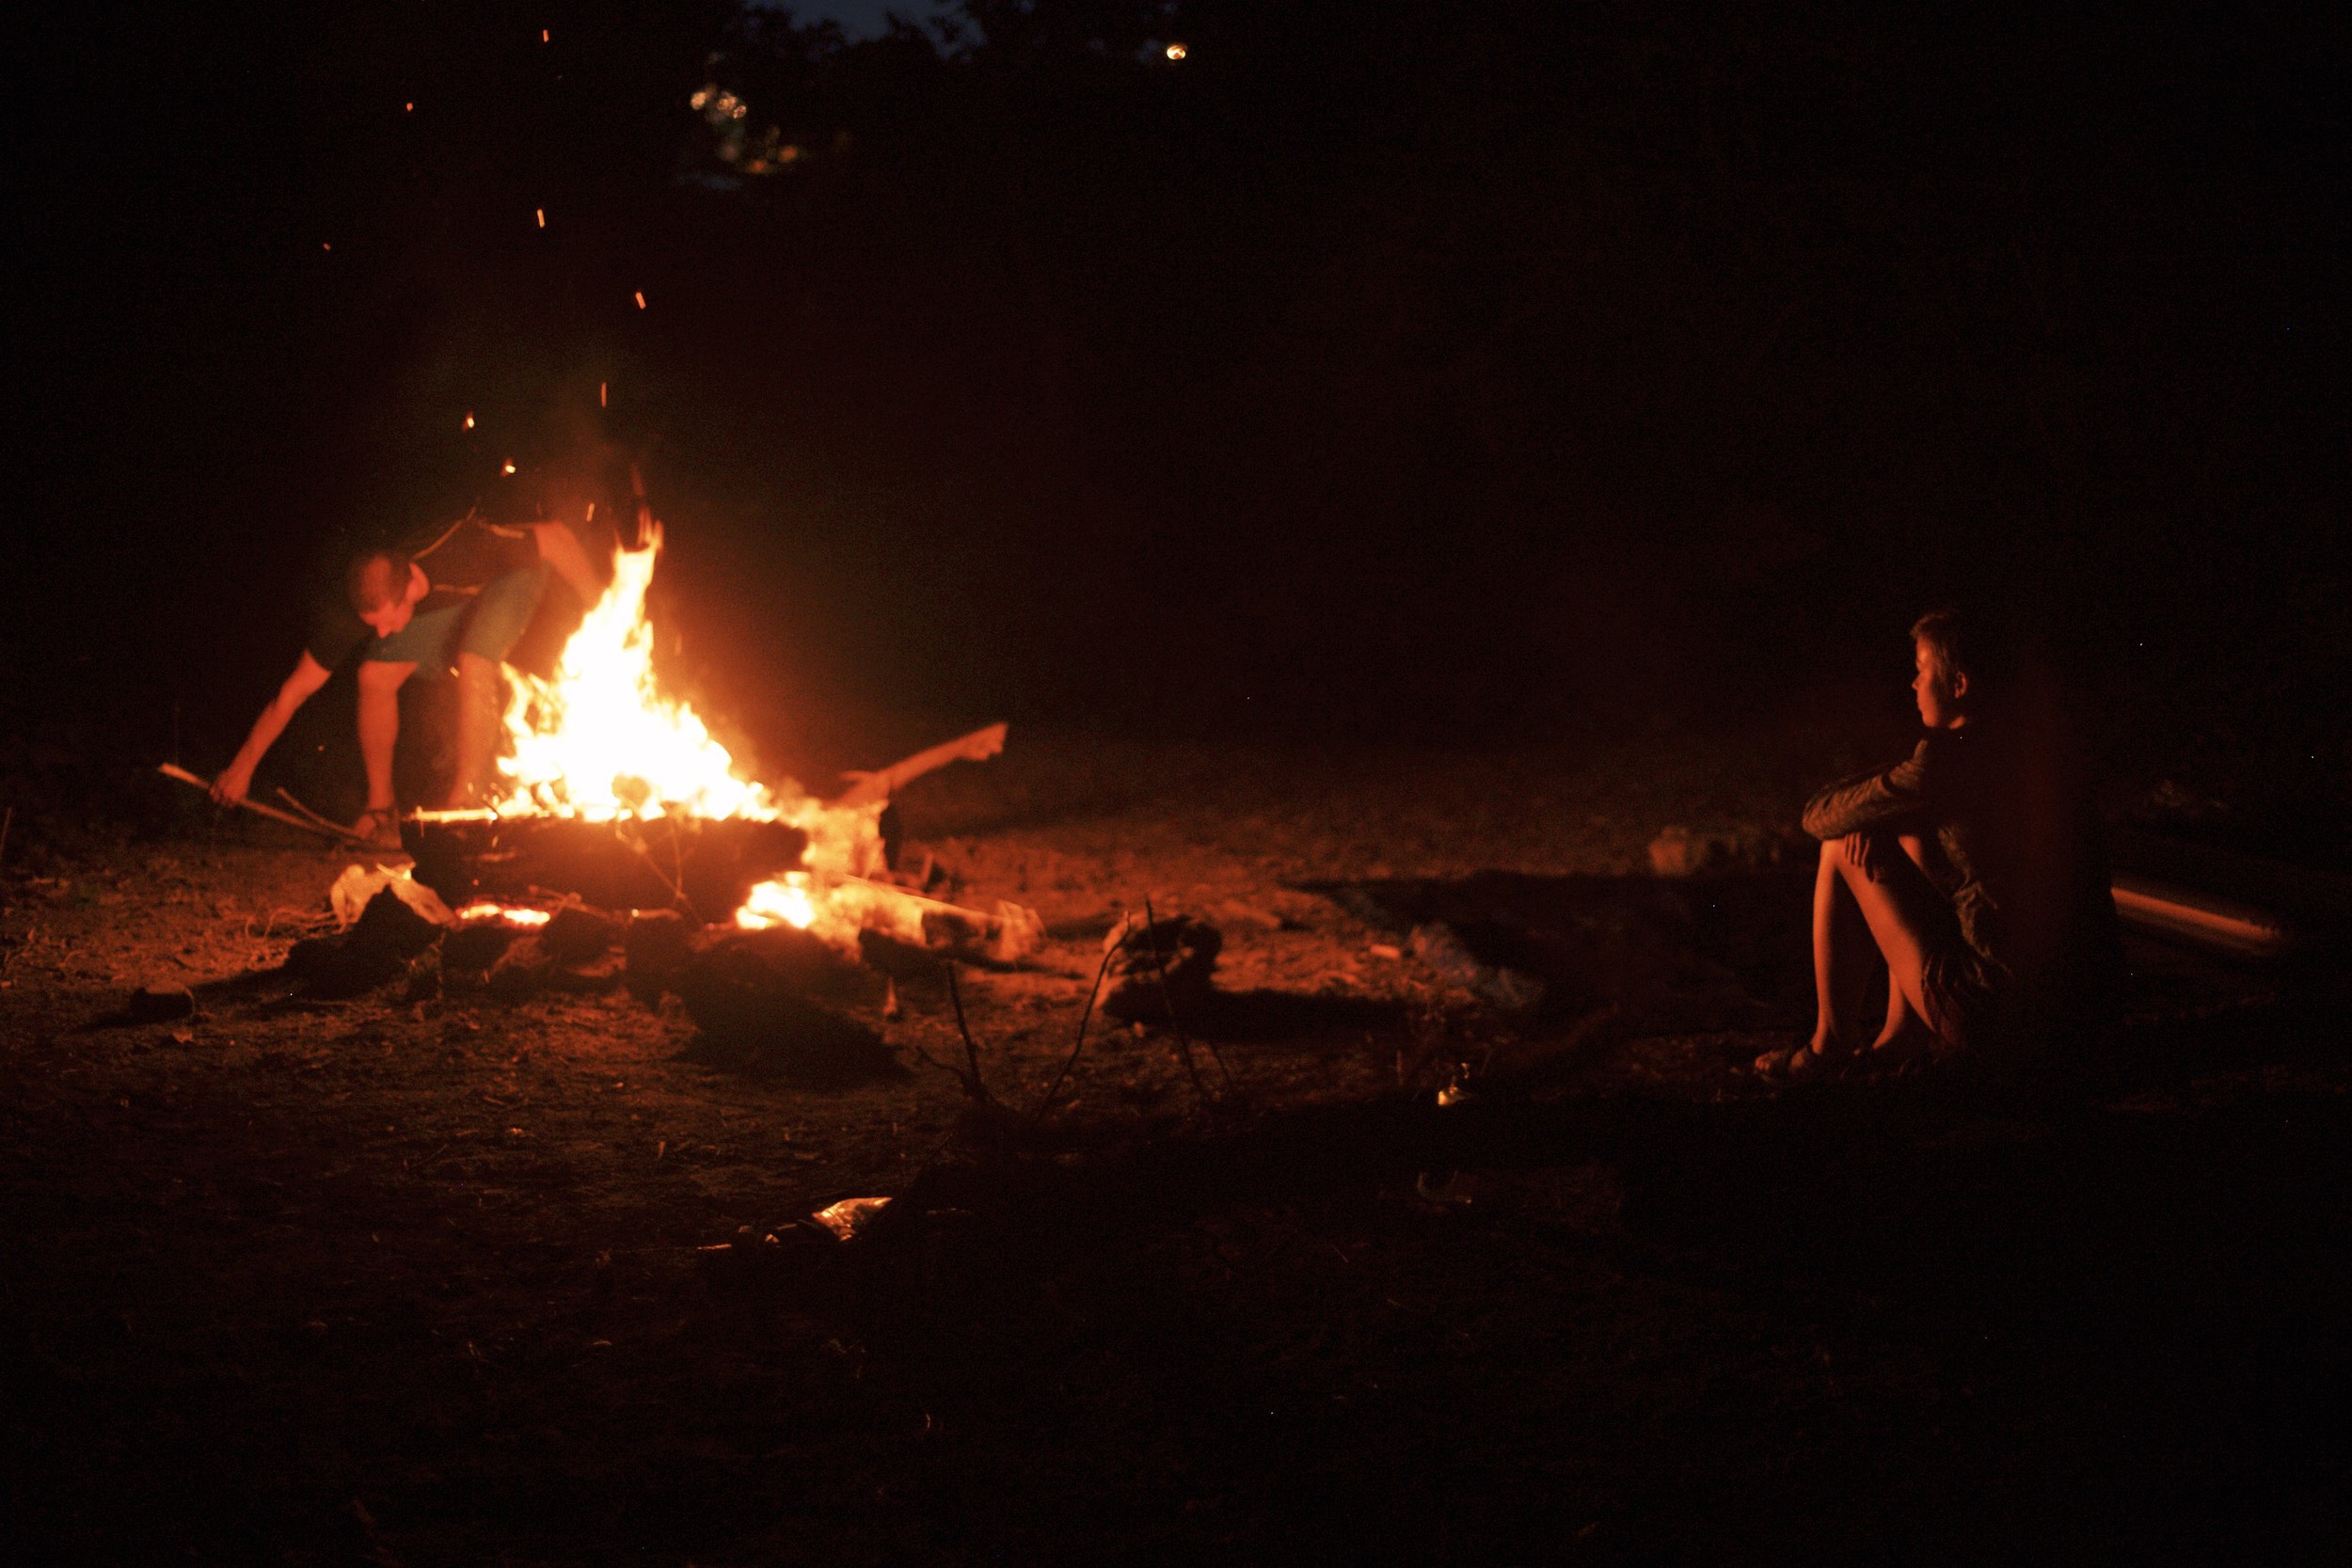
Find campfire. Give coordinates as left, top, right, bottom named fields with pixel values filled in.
left=399, top=526, right=1040, bottom=965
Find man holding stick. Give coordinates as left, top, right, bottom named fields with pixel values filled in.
left=211, top=507, right=603, bottom=847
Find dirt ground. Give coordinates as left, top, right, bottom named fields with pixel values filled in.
left=5, top=728, right=2349, bottom=1564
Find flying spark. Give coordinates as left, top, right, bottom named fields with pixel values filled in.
left=633, top=291, right=646, bottom=309
left=536, top=208, right=546, bottom=228
left=1166, top=42, right=1187, bottom=60
left=502, top=461, right=517, bottom=476
left=464, top=412, right=475, bottom=430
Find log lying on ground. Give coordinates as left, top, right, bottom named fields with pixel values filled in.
left=2106, top=827, right=2352, bottom=960
left=283, top=885, right=445, bottom=997
left=403, top=812, right=808, bottom=921
left=2110, top=876, right=2296, bottom=960
left=833, top=876, right=1047, bottom=967
left=439, top=906, right=630, bottom=997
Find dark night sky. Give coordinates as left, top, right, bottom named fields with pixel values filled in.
left=6, top=1, right=2343, bottom=771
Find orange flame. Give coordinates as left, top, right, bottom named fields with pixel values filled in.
left=489, top=527, right=881, bottom=937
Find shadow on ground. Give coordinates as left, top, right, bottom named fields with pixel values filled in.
left=1309, top=866, right=1817, bottom=1032
left=818, top=978, right=2352, bottom=1560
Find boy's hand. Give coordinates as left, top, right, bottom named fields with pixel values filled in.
left=1846, top=830, right=1899, bottom=882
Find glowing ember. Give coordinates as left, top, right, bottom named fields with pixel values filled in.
left=457, top=902, right=551, bottom=927
left=736, top=874, right=818, bottom=931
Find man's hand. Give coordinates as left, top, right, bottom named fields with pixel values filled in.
left=217, top=651, right=333, bottom=809
left=211, top=757, right=256, bottom=806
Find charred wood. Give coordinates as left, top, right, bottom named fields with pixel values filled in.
left=403, top=814, right=808, bottom=922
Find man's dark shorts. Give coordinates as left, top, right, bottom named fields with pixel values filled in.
left=363, top=565, right=547, bottom=675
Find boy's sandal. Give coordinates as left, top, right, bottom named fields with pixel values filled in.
left=1754, top=1041, right=1845, bottom=1083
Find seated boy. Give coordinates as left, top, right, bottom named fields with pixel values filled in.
left=1757, top=610, right=2122, bottom=1080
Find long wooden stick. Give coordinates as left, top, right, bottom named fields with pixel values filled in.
left=832, top=722, right=1008, bottom=806
left=158, top=764, right=369, bottom=845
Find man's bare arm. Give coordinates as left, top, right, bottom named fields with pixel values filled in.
left=212, top=651, right=333, bottom=804
left=532, top=522, right=605, bottom=609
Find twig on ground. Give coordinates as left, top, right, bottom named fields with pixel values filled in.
left=902, top=1037, right=973, bottom=1086
left=945, top=960, right=993, bottom=1102
left=250, top=907, right=335, bottom=940
left=1030, top=929, right=1124, bottom=1121
left=1141, top=896, right=1228, bottom=1105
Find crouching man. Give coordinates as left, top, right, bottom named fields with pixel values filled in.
left=211, top=511, right=603, bottom=846
left=1757, top=610, right=2123, bottom=1081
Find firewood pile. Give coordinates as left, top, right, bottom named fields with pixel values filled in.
left=256, top=725, right=1041, bottom=1084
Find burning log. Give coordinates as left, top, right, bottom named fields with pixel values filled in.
left=835, top=878, right=1046, bottom=968
left=402, top=812, right=809, bottom=923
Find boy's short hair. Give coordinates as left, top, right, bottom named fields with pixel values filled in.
left=346, top=549, right=412, bottom=615
left=1911, top=607, right=2013, bottom=689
